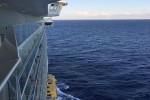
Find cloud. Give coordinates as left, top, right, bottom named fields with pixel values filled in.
left=124, top=12, right=133, bottom=16
left=92, top=13, right=111, bottom=17
left=77, top=11, right=111, bottom=17
left=114, top=12, right=150, bottom=19
left=77, top=11, right=90, bottom=17
left=53, top=11, right=150, bottom=20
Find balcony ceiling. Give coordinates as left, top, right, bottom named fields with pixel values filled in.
left=0, top=0, right=60, bottom=16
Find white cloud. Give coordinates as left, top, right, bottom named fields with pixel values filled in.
left=114, top=12, right=150, bottom=19
left=77, top=11, right=111, bottom=17
left=77, top=11, right=90, bottom=17
left=124, top=12, right=133, bottom=16
left=53, top=11, right=150, bottom=20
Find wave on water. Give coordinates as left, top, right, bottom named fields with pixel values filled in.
left=56, top=83, right=80, bottom=100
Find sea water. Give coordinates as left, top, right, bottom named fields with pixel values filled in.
left=47, top=20, right=150, bottom=100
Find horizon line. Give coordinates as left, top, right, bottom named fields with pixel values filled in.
left=53, top=19, right=150, bottom=20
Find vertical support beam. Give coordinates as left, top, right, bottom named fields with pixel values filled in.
left=0, top=26, right=20, bottom=91
left=16, top=72, right=21, bottom=100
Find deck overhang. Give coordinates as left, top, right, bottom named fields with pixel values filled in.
left=0, top=0, right=60, bottom=16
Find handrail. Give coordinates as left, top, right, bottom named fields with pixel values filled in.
left=19, top=29, right=45, bottom=98
left=17, top=25, right=44, bottom=79
left=27, top=42, right=46, bottom=100
left=35, top=52, right=45, bottom=100
left=27, top=58, right=41, bottom=100
left=0, top=58, right=21, bottom=92
left=28, top=48, right=43, bottom=100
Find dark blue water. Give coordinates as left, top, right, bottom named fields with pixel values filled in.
left=47, top=20, right=150, bottom=100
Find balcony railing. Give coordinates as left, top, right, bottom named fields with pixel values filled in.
left=13, top=22, right=40, bottom=46
left=19, top=32, right=44, bottom=96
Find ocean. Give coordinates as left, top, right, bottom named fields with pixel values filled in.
left=46, top=20, right=150, bottom=100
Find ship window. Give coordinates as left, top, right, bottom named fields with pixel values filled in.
left=47, top=96, right=52, bottom=99
left=51, top=4, right=54, bottom=6
left=57, top=6, right=60, bottom=11
left=55, top=6, right=58, bottom=12
left=57, top=6, right=61, bottom=12
left=47, top=96, right=51, bottom=99
left=50, top=6, right=54, bottom=10
left=47, top=94, right=51, bottom=96
left=54, top=6, right=57, bottom=10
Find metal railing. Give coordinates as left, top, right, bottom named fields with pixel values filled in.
left=19, top=31, right=44, bottom=97
left=13, top=22, right=40, bottom=46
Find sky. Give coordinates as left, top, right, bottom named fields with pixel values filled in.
left=54, top=0, right=150, bottom=20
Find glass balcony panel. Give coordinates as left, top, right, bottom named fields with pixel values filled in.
left=19, top=31, right=44, bottom=94
left=13, top=22, right=40, bottom=46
